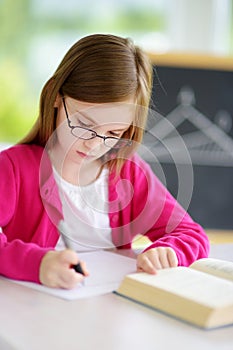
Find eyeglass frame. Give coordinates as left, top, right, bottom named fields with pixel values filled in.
left=61, top=97, right=133, bottom=149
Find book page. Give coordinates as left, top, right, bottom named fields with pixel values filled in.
left=4, top=250, right=136, bottom=300
left=190, top=258, right=233, bottom=282
left=124, top=267, right=233, bottom=308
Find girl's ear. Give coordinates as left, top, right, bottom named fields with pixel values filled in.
left=54, top=94, right=62, bottom=108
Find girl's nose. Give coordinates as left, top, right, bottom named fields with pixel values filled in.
left=83, top=135, right=104, bottom=151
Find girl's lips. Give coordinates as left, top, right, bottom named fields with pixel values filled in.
left=76, top=151, right=87, bottom=158
left=76, top=150, right=95, bottom=158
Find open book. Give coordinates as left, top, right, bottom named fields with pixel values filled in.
left=116, top=258, right=233, bottom=329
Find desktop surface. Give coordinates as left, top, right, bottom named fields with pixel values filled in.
left=0, top=277, right=233, bottom=350
left=1, top=241, right=233, bottom=350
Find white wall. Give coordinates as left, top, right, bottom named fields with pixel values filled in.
left=167, top=0, right=232, bottom=55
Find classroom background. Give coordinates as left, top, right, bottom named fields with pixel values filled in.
left=1, top=0, right=233, bottom=232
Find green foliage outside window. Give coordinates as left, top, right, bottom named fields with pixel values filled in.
left=0, top=0, right=166, bottom=143
left=0, top=60, right=36, bottom=143
left=1, top=0, right=232, bottom=143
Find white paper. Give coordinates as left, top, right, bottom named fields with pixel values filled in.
left=7, top=250, right=136, bottom=300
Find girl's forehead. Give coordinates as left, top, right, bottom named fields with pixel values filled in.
left=67, top=97, right=136, bottom=126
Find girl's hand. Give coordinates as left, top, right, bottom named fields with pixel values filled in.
left=136, top=247, right=178, bottom=274
left=39, top=250, right=89, bottom=289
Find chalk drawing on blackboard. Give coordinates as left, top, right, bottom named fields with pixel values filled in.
left=142, top=86, right=233, bottom=167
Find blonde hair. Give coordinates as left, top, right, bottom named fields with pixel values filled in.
left=21, top=33, right=153, bottom=173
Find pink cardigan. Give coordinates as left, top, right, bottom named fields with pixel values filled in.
left=0, top=144, right=209, bottom=283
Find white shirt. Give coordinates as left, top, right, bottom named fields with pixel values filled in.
left=53, top=168, right=114, bottom=252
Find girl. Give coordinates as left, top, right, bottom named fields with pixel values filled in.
left=0, top=34, right=209, bottom=289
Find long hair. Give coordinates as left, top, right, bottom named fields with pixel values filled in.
left=21, top=34, right=153, bottom=173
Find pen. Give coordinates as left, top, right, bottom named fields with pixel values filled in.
left=58, top=220, right=85, bottom=276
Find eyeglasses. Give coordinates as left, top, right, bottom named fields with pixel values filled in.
left=62, top=97, right=132, bottom=149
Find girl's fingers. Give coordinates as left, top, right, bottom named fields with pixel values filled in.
left=148, top=251, right=163, bottom=270
left=59, top=250, right=89, bottom=275
left=59, top=249, right=79, bottom=266
left=59, top=268, right=84, bottom=289
left=137, top=255, right=157, bottom=274
left=40, top=250, right=89, bottom=289
left=167, top=248, right=178, bottom=267
left=79, top=260, right=90, bottom=276
left=137, top=247, right=178, bottom=274
left=58, top=252, right=89, bottom=289
left=157, top=248, right=170, bottom=268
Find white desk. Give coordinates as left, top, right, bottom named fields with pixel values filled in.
left=0, top=278, right=233, bottom=350
left=0, top=245, right=233, bottom=350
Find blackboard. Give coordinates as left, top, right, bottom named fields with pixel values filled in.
left=141, top=59, right=233, bottom=229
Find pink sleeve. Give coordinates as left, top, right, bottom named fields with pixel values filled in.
left=0, top=237, right=51, bottom=283
left=0, top=151, right=51, bottom=283
left=136, top=159, right=210, bottom=266
left=111, top=155, right=210, bottom=266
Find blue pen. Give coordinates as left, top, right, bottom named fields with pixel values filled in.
left=58, top=220, right=85, bottom=276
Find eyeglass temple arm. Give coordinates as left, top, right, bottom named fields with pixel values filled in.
left=62, top=96, right=74, bottom=128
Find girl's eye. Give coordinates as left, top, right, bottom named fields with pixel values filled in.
left=70, top=112, right=92, bottom=127
left=77, top=119, right=92, bottom=128
left=109, top=131, right=121, bottom=137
